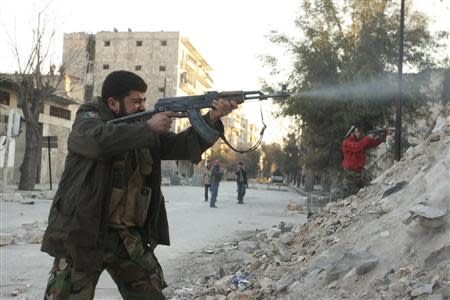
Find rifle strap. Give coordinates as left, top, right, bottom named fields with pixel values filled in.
left=220, top=100, right=267, bottom=153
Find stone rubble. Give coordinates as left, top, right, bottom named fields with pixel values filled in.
left=0, top=191, right=50, bottom=248
left=166, top=122, right=450, bottom=299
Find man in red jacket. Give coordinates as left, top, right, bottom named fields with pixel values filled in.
left=341, top=125, right=391, bottom=198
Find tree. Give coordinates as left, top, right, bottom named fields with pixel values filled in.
left=280, top=131, right=302, bottom=184
left=266, top=0, right=447, bottom=177
left=3, top=4, right=72, bottom=190
left=260, top=143, right=284, bottom=178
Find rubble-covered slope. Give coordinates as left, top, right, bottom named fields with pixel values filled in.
left=168, top=117, right=450, bottom=300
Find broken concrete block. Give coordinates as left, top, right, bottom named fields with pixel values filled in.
left=325, top=251, right=379, bottom=283
left=276, top=272, right=294, bottom=291
left=287, top=202, right=302, bottom=211
left=389, top=278, right=409, bottom=298
left=405, top=205, right=448, bottom=229
left=265, top=228, right=281, bottom=239
left=410, top=283, right=434, bottom=297
left=424, top=245, right=450, bottom=268
left=0, top=234, right=15, bottom=246
left=355, top=257, right=379, bottom=275
left=24, top=230, right=44, bottom=244
left=379, top=198, right=397, bottom=214
left=279, top=232, right=295, bottom=244
left=272, top=240, right=292, bottom=261
left=259, top=276, right=274, bottom=293
left=238, top=241, right=258, bottom=253
left=0, top=193, right=24, bottom=202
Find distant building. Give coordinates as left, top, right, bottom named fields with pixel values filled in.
left=219, top=110, right=260, bottom=151
left=0, top=75, right=79, bottom=184
left=63, top=30, right=213, bottom=178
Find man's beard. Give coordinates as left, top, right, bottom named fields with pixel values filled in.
left=116, top=101, right=144, bottom=117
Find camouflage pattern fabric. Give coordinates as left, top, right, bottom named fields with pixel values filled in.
left=44, top=229, right=166, bottom=300
left=342, top=169, right=371, bottom=199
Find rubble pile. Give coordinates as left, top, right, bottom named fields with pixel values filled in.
left=167, top=118, right=450, bottom=300
left=0, top=191, right=52, bottom=247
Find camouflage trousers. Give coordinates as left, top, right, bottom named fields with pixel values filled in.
left=44, top=228, right=167, bottom=300
left=342, top=169, right=371, bottom=199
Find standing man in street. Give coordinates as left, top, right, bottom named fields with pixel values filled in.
left=209, top=159, right=223, bottom=208
left=41, top=70, right=238, bottom=300
left=235, top=161, right=248, bottom=204
left=203, top=160, right=212, bottom=202
left=341, top=125, right=392, bottom=198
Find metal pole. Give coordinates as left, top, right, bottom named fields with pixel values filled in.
left=1, top=109, right=14, bottom=193
left=47, top=136, right=52, bottom=190
left=1, top=136, right=10, bottom=193
left=394, top=0, right=405, bottom=161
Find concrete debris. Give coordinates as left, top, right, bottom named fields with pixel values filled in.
left=0, top=233, right=15, bottom=246
left=381, top=180, right=408, bottom=198
left=403, top=205, right=448, bottom=228
left=410, top=283, right=435, bottom=297
left=163, top=122, right=450, bottom=300
left=0, top=192, right=24, bottom=202
left=275, top=272, right=294, bottom=291
left=287, top=202, right=304, bottom=212
left=23, top=230, right=44, bottom=244
left=424, top=245, right=450, bottom=268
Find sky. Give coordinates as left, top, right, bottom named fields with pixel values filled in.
left=0, top=0, right=449, bottom=143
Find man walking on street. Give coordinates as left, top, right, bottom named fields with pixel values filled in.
left=341, top=125, right=392, bottom=198
left=209, top=160, right=223, bottom=208
left=40, top=70, right=238, bottom=299
left=203, top=160, right=212, bottom=202
left=235, top=162, right=248, bottom=204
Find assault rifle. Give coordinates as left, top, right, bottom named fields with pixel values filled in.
left=367, top=128, right=395, bottom=139
left=109, top=87, right=290, bottom=152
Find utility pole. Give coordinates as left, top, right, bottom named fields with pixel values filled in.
left=394, top=0, right=405, bottom=161
left=1, top=135, right=11, bottom=193
left=1, top=109, right=21, bottom=193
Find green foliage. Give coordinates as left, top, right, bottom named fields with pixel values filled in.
left=260, top=143, right=284, bottom=178
left=280, top=131, right=302, bottom=181
left=266, top=0, right=448, bottom=173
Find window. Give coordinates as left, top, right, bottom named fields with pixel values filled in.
left=135, top=65, right=142, bottom=71
left=103, top=64, right=109, bottom=70
left=104, top=41, right=111, bottom=47
left=136, top=41, right=143, bottom=46
left=161, top=40, right=167, bottom=46
left=159, top=66, right=166, bottom=72
left=0, top=90, right=10, bottom=105
left=158, top=87, right=165, bottom=93
left=50, top=106, right=71, bottom=120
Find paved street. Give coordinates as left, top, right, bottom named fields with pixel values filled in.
left=1, top=181, right=306, bottom=299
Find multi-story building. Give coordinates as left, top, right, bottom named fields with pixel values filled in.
left=217, top=110, right=260, bottom=151
left=63, top=30, right=214, bottom=178
left=247, top=123, right=259, bottom=147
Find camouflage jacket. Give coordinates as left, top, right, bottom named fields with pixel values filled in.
left=41, top=100, right=222, bottom=272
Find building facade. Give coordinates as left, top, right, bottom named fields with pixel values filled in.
left=218, top=110, right=260, bottom=151
left=63, top=30, right=214, bottom=178
left=0, top=77, right=80, bottom=185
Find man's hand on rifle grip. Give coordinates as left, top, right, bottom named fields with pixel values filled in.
left=146, top=111, right=177, bottom=135
left=209, top=99, right=238, bottom=124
